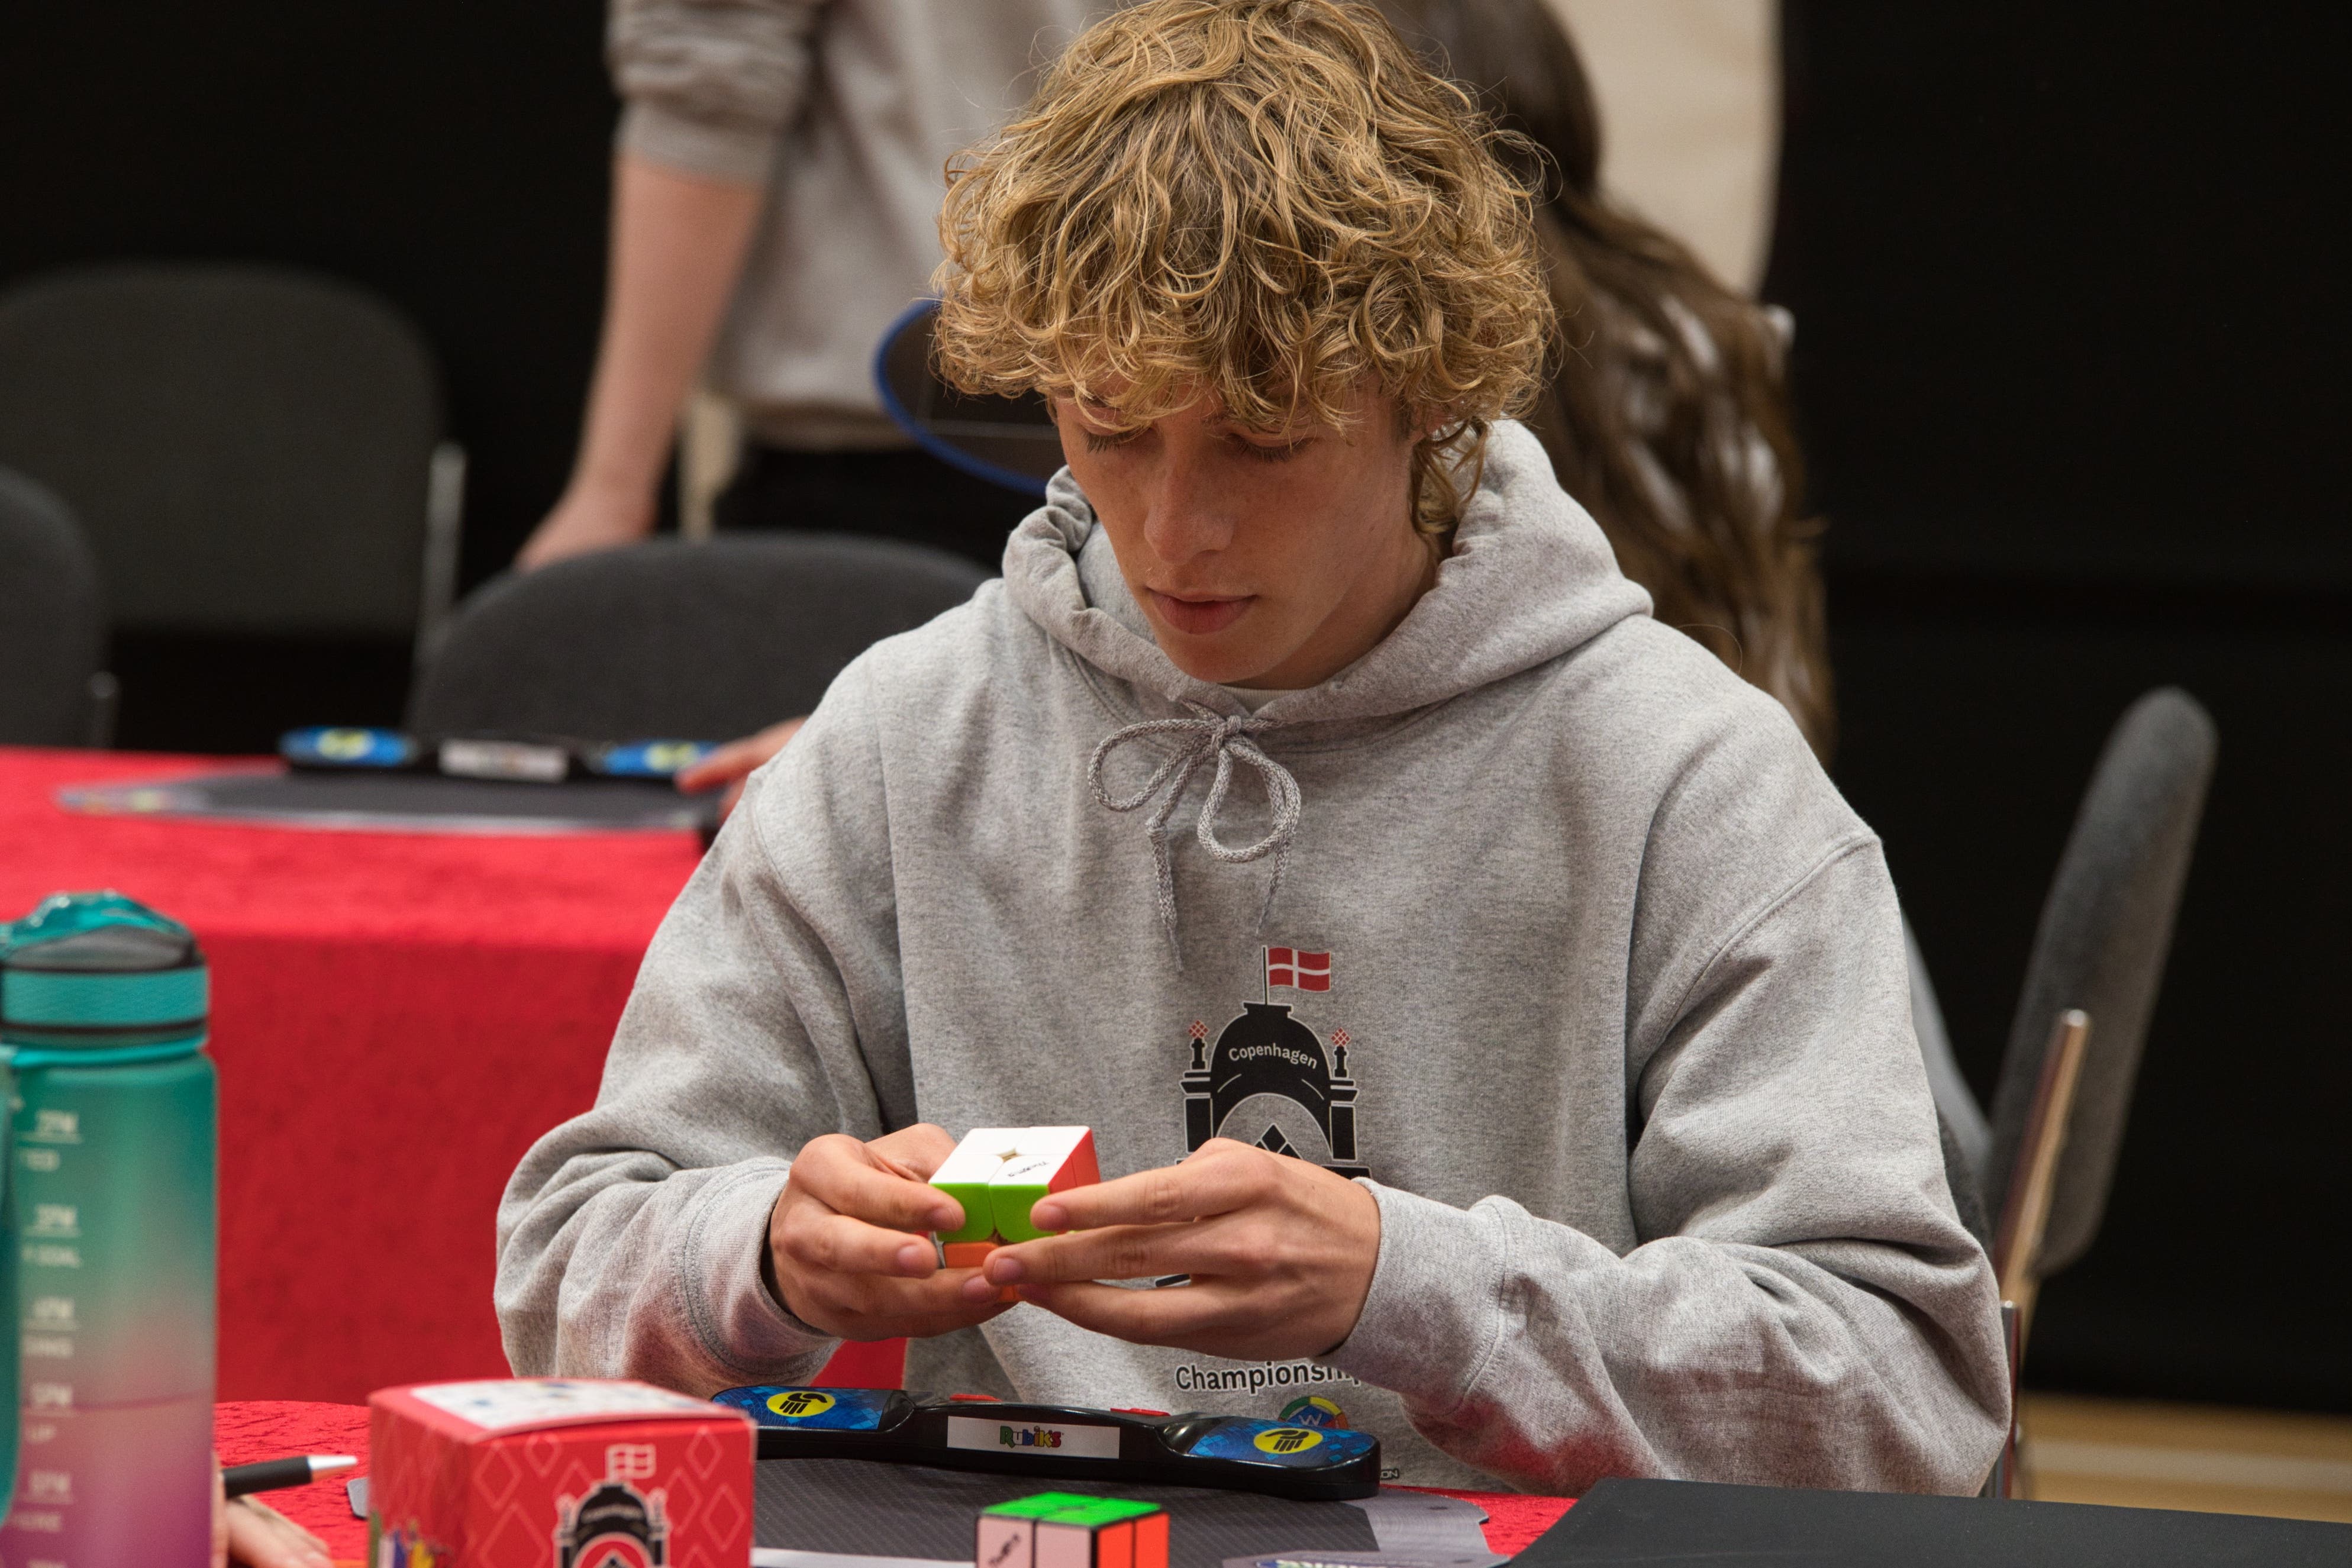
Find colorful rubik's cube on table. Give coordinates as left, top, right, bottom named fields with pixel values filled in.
left=932, top=1126, right=1101, bottom=1298
left=978, top=1493, right=1169, bottom=1568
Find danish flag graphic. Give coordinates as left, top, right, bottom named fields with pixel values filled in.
left=1264, top=946, right=1332, bottom=992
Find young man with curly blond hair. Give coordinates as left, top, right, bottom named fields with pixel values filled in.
left=499, top=0, right=2007, bottom=1495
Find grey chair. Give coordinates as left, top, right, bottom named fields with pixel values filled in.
left=0, top=263, right=463, bottom=662
left=0, top=466, right=112, bottom=746
left=1979, top=687, right=2217, bottom=1285
left=1907, top=688, right=2218, bottom=1497
left=407, top=534, right=990, bottom=742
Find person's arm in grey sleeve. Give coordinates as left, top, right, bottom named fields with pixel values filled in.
left=520, top=0, right=821, bottom=569
left=1324, top=839, right=2011, bottom=1495
left=495, top=665, right=909, bottom=1392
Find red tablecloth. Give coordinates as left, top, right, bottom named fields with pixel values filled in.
left=215, top=1402, right=1573, bottom=1565
left=1, top=746, right=708, bottom=1402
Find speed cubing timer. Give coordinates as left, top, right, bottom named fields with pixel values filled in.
left=933, top=1126, right=1101, bottom=1296
left=979, top=1494, right=1169, bottom=1568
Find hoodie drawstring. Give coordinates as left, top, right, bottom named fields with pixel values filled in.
left=1087, top=705, right=1302, bottom=964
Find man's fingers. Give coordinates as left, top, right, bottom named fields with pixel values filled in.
left=795, top=1138, right=962, bottom=1232
left=977, top=1222, right=1203, bottom=1293
left=791, top=1260, right=1009, bottom=1334
left=675, top=740, right=763, bottom=793
left=786, top=1211, right=942, bottom=1279
left=1015, top=1279, right=1236, bottom=1346
left=225, top=1498, right=334, bottom=1568
left=677, top=718, right=806, bottom=793
left=870, top=1122, right=960, bottom=1180
left=1030, top=1141, right=1269, bottom=1233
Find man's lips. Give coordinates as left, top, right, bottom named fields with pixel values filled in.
left=1147, top=589, right=1255, bottom=636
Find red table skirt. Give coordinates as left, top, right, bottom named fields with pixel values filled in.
left=215, top=1402, right=1572, bottom=1564
left=1, top=747, right=708, bottom=1401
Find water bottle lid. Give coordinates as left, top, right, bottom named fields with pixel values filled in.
left=1, top=891, right=208, bottom=1047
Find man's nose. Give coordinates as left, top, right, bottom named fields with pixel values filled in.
left=1141, top=453, right=1236, bottom=562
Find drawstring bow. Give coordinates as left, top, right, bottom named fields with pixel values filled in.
left=1087, top=704, right=1302, bottom=964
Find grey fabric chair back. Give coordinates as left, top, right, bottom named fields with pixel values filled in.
left=408, top=534, right=990, bottom=741
left=0, top=466, right=106, bottom=746
left=1980, top=688, right=2217, bottom=1277
left=0, top=263, right=450, bottom=640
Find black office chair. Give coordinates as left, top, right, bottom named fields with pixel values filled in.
left=0, top=466, right=112, bottom=747
left=407, top=534, right=990, bottom=742
left=0, top=263, right=463, bottom=662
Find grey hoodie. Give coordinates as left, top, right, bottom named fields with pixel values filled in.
left=495, top=422, right=2008, bottom=1494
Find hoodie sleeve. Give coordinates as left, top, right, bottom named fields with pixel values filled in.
left=1324, top=835, right=2010, bottom=1495
left=495, top=664, right=909, bottom=1393
left=608, top=0, right=826, bottom=186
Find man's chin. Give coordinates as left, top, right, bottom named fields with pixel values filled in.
left=1158, top=637, right=1295, bottom=691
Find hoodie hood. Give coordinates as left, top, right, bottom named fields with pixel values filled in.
left=1002, top=420, right=1654, bottom=959
left=1003, top=418, right=1651, bottom=724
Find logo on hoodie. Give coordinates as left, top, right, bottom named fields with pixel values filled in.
left=1180, top=947, right=1367, bottom=1177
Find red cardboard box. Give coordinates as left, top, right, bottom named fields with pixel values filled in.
left=369, top=1378, right=754, bottom=1567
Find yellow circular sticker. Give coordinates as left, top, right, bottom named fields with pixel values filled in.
left=766, top=1390, right=837, bottom=1419
left=1253, top=1426, right=1323, bottom=1456
left=318, top=728, right=375, bottom=760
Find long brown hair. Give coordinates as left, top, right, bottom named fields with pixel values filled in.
left=1375, top=0, right=1834, bottom=759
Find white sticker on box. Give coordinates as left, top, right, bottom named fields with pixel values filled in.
left=946, top=1414, right=1121, bottom=1460
left=408, top=1378, right=720, bottom=1431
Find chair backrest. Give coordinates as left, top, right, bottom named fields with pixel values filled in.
left=0, top=467, right=105, bottom=747
left=407, top=534, right=991, bottom=741
left=1980, top=687, right=2218, bottom=1277
left=0, top=263, right=447, bottom=638
left=874, top=299, right=1060, bottom=497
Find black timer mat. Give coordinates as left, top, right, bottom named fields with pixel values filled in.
left=1521, top=1476, right=2352, bottom=1567
left=57, top=771, right=717, bottom=834
left=754, top=1457, right=1380, bottom=1567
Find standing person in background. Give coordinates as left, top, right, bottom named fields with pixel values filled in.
left=518, top=0, right=1108, bottom=574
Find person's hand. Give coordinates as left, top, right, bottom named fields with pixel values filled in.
left=516, top=476, right=657, bottom=571
left=962, top=1139, right=1382, bottom=1361
left=213, top=1465, right=334, bottom=1568
left=767, top=1123, right=1015, bottom=1341
left=676, top=718, right=806, bottom=820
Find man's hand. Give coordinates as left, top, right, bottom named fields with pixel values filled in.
left=768, top=1124, right=1013, bottom=1341
left=212, top=1466, right=333, bottom=1567
left=676, top=717, right=806, bottom=821
left=960, top=1140, right=1381, bottom=1361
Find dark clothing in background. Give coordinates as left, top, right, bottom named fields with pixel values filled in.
left=712, top=445, right=1038, bottom=573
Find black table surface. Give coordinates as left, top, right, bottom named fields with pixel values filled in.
left=1522, top=1477, right=2350, bottom=1566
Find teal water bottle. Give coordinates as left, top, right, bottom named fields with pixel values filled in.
left=0, top=892, right=217, bottom=1560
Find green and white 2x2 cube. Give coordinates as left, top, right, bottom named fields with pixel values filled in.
left=932, top=1127, right=1102, bottom=1296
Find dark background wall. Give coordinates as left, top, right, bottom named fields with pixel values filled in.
left=1769, top=4, right=2350, bottom=1409
left=2, top=4, right=2345, bottom=1406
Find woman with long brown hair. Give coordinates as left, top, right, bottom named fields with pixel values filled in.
left=1373, top=1, right=1999, bottom=1199
left=1376, top=0, right=1834, bottom=760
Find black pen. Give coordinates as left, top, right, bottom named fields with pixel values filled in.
left=223, top=1454, right=359, bottom=1499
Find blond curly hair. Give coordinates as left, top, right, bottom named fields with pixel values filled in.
left=933, top=0, right=1553, bottom=533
